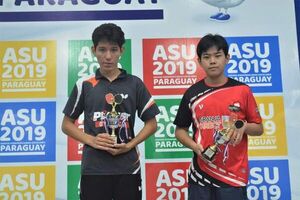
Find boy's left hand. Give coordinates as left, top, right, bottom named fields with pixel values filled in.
left=230, top=121, right=247, bottom=146
left=107, top=143, right=132, bottom=156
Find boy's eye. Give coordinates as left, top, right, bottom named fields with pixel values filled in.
left=98, top=48, right=106, bottom=52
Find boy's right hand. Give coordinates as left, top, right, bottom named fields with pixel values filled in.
left=193, top=143, right=204, bottom=156
left=91, top=133, right=115, bottom=150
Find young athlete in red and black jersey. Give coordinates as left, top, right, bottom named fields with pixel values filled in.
left=174, top=34, right=263, bottom=200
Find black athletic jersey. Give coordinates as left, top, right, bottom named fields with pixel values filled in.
left=174, top=78, right=262, bottom=187
left=63, top=69, right=160, bottom=175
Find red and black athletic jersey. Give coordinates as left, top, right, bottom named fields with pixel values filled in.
left=63, top=69, right=160, bottom=175
left=174, top=78, right=262, bottom=187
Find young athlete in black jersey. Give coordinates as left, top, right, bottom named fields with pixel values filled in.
left=62, top=23, right=160, bottom=200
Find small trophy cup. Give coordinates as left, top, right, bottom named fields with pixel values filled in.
left=105, top=93, right=123, bottom=143
left=201, top=119, right=244, bottom=162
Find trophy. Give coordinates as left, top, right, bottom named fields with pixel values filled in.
left=201, top=119, right=244, bottom=162
left=105, top=93, right=123, bottom=143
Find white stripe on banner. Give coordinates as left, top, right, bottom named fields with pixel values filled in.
left=155, top=148, right=191, bottom=152
left=2, top=88, right=46, bottom=92
left=0, top=152, right=46, bottom=156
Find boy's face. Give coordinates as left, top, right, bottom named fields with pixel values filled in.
left=92, top=40, right=124, bottom=73
left=198, top=46, right=230, bottom=79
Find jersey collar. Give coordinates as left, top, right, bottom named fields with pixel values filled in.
left=95, top=68, right=127, bottom=80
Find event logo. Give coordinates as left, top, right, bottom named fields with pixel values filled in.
left=145, top=162, right=189, bottom=200
left=0, top=102, right=56, bottom=162
left=226, top=36, right=282, bottom=93
left=145, top=99, right=192, bottom=159
left=0, top=165, right=55, bottom=200
left=68, top=39, right=132, bottom=95
left=143, top=38, right=206, bottom=95
left=67, top=165, right=81, bottom=200
left=248, top=96, right=287, bottom=156
left=0, top=41, right=56, bottom=98
left=247, top=159, right=291, bottom=200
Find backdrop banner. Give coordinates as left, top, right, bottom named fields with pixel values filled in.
left=1, top=0, right=300, bottom=199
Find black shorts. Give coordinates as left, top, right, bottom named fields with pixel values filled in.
left=188, top=183, right=247, bottom=200
left=80, top=174, right=142, bottom=200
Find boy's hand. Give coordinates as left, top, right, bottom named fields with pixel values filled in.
left=91, top=133, right=115, bottom=150
left=107, top=143, right=133, bottom=156
left=230, top=121, right=247, bottom=146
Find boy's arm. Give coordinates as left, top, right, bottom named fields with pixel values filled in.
left=61, top=115, right=93, bottom=145
left=231, top=121, right=263, bottom=146
left=61, top=115, right=115, bottom=150
left=128, top=117, right=157, bottom=149
left=244, top=122, right=264, bottom=136
left=175, top=126, right=203, bottom=156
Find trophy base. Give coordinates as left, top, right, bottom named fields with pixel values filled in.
left=202, top=146, right=216, bottom=162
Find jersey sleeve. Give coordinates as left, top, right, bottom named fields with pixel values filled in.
left=136, top=79, right=160, bottom=122
left=63, top=80, right=85, bottom=120
left=245, top=86, right=262, bottom=124
left=173, top=92, right=193, bottom=128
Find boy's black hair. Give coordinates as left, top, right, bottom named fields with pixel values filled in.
left=196, top=34, right=229, bottom=58
left=92, top=23, right=125, bottom=48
